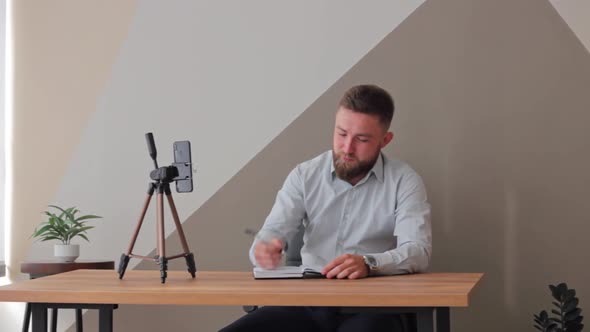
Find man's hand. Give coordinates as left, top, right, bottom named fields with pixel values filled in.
left=254, top=238, right=284, bottom=269
left=322, top=254, right=369, bottom=279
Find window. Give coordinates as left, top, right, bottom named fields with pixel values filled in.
left=1, top=0, right=7, bottom=277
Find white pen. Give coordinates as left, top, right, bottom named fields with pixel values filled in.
left=244, top=228, right=288, bottom=252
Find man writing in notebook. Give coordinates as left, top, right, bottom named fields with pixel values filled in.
left=221, top=85, right=432, bottom=332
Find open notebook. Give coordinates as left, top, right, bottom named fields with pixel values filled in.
left=253, top=266, right=324, bottom=279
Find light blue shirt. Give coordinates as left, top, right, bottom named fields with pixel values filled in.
left=250, top=150, right=432, bottom=275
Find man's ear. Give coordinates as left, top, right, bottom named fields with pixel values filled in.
left=381, top=131, right=394, bottom=148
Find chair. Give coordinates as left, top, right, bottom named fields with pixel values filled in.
left=242, top=226, right=417, bottom=332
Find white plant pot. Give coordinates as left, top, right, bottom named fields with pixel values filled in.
left=54, top=244, right=80, bottom=263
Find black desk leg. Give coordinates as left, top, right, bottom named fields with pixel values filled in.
left=436, top=307, right=450, bottom=332
left=98, top=305, right=114, bottom=332
left=31, top=304, right=48, bottom=332
left=76, top=308, right=83, bottom=332
left=22, top=303, right=31, bottom=332
left=51, top=308, right=58, bottom=332
left=416, top=308, right=434, bottom=332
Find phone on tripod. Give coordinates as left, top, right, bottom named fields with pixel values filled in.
left=173, top=141, right=193, bottom=193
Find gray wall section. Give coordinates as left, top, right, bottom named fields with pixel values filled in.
left=106, top=0, right=590, bottom=331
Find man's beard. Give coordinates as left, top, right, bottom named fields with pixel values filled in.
left=333, top=150, right=379, bottom=183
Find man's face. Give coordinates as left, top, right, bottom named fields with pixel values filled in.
left=332, top=107, right=393, bottom=184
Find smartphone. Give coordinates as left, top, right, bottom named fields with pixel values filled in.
left=173, top=141, right=193, bottom=193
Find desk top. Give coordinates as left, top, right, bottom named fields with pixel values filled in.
left=21, top=260, right=115, bottom=277
left=0, top=270, right=483, bottom=307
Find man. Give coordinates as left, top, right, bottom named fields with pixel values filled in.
left=221, top=85, right=431, bottom=332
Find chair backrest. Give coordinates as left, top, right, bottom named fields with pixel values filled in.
left=285, top=224, right=305, bottom=266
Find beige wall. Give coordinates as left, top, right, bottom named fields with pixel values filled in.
left=3, top=1, right=590, bottom=332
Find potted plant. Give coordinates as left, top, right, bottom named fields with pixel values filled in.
left=534, top=282, right=584, bottom=332
left=31, top=205, right=102, bottom=262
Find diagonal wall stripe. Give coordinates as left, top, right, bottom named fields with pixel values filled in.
left=550, top=0, right=590, bottom=53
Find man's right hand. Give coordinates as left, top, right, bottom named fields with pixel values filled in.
left=254, top=238, right=284, bottom=269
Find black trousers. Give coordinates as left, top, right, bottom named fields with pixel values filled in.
left=219, top=306, right=404, bottom=332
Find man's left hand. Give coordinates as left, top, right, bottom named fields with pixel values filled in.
left=322, top=254, right=369, bottom=279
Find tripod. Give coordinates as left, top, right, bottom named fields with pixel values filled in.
left=119, top=133, right=197, bottom=283
left=117, top=175, right=197, bottom=283
left=118, top=133, right=196, bottom=283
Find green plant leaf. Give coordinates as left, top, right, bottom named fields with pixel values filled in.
left=32, top=205, right=101, bottom=244
left=535, top=310, right=548, bottom=321
left=565, top=308, right=581, bottom=321
left=550, top=285, right=559, bottom=300
left=49, top=205, right=76, bottom=223
left=564, top=322, right=583, bottom=332
left=77, top=233, right=90, bottom=242
left=534, top=310, right=560, bottom=332
left=31, top=224, right=53, bottom=238
left=551, top=283, right=568, bottom=302
left=563, top=298, right=579, bottom=312
left=48, top=205, right=67, bottom=215
left=75, top=215, right=102, bottom=222
left=565, top=290, right=576, bottom=301
left=68, top=226, right=94, bottom=240
left=39, top=236, right=62, bottom=242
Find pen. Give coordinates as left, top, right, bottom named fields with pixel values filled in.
left=244, top=228, right=288, bottom=252
left=244, top=228, right=259, bottom=238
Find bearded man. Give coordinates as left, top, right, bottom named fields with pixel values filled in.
left=221, top=85, right=432, bottom=332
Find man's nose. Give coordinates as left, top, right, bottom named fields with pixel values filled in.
left=342, top=138, right=355, bottom=154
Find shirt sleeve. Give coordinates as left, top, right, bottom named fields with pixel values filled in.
left=370, top=171, right=432, bottom=275
left=249, top=165, right=307, bottom=266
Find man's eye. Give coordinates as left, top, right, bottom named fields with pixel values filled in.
left=338, top=133, right=346, bottom=137
left=357, top=138, right=368, bottom=143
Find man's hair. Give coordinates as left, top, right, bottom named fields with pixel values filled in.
left=339, top=85, right=395, bottom=130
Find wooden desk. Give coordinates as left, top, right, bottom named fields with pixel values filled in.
left=0, top=270, right=483, bottom=332
left=20, top=260, right=115, bottom=332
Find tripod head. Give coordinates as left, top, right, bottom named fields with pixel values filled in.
left=145, top=132, right=193, bottom=192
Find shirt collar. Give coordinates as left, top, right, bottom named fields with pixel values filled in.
left=330, top=151, right=385, bottom=184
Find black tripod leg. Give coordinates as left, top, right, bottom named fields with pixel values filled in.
left=166, top=190, right=197, bottom=278
left=185, top=253, right=197, bottom=278
left=158, top=256, right=168, bottom=284
left=117, top=254, right=130, bottom=279
left=119, top=184, right=156, bottom=279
